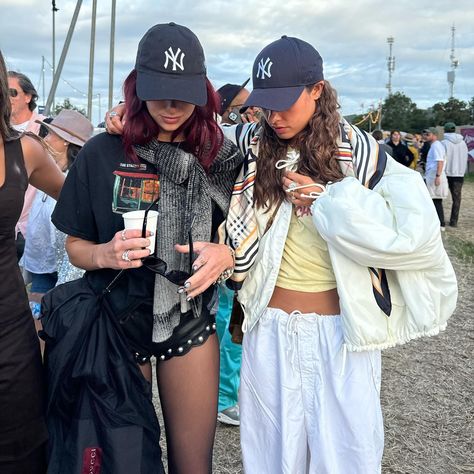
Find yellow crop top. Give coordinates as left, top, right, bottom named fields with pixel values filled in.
left=276, top=205, right=337, bottom=292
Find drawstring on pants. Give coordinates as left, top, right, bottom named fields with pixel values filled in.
left=286, top=310, right=302, bottom=369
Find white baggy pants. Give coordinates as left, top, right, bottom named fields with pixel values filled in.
left=240, top=308, right=384, bottom=474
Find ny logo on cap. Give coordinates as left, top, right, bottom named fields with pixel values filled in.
left=164, top=47, right=185, bottom=71
left=256, top=57, right=273, bottom=80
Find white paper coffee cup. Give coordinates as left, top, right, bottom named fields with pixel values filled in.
left=122, top=210, right=158, bottom=254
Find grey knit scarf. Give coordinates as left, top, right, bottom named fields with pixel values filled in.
left=134, top=138, right=243, bottom=342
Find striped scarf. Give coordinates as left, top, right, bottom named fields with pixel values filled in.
left=135, top=138, right=243, bottom=342
left=224, top=119, right=392, bottom=316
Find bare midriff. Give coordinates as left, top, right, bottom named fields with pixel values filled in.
left=268, top=286, right=340, bottom=315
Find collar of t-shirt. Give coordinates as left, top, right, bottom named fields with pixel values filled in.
left=12, top=120, right=30, bottom=132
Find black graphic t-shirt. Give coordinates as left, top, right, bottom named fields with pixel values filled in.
left=53, top=133, right=160, bottom=243
left=52, top=133, right=159, bottom=303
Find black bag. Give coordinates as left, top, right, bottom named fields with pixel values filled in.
left=41, top=276, right=164, bottom=474
left=117, top=298, right=154, bottom=357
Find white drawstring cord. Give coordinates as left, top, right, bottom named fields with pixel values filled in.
left=275, top=149, right=300, bottom=171
left=285, top=182, right=328, bottom=200
left=286, top=310, right=302, bottom=370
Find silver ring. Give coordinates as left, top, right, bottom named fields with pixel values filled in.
left=288, top=181, right=297, bottom=191
left=109, top=111, right=119, bottom=118
left=121, top=229, right=127, bottom=241
left=121, top=250, right=131, bottom=262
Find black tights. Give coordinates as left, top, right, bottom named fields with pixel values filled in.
left=156, top=334, right=219, bottom=474
left=432, top=198, right=445, bottom=227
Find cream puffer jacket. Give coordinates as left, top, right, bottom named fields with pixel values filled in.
left=237, top=157, right=457, bottom=351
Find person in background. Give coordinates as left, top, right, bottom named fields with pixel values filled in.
left=213, top=80, right=258, bottom=427
left=404, top=133, right=420, bottom=170
left=372, top=129, right=393, bottom=156
left=0, top=50, right=64, bottom=474
left=217, top=79, right=262, bottom=126
left=387, top=129, right=414, bottom=167
left=8, top=71, right=47, bottom=261
left=21, top=110, right=93, bottom=337
left=441, top=121, right=469, bottom=227
left=218, top=79, right=250, bottom=125
left=423, top=127, right=449, bottom=230
left=419, top=132, right=431, bottom=172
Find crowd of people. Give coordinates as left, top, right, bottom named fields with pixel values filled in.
left=0, top=20, right=467, bottom=474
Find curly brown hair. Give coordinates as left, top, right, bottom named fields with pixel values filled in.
left=254, top=81, right=343, bottom=210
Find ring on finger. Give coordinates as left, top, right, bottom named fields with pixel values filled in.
left=121, top=249, right=131, bottom=262
left=121, top=229, right=127, bottom=241
left=109, top=111, right=119, bottom=118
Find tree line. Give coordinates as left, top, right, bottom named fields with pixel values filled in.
left=351, top=93, right=474, bottom=133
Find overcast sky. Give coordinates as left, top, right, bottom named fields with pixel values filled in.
left=1, top=0, right=473, bottom=125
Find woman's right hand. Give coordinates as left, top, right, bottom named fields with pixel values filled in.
left=105, top=103, right=126, bottom=135
left=94, top=229, right=152, bottom=270
left=66, top=229, right=151, bottom=271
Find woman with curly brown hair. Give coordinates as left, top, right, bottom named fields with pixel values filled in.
left=222, top=36, right=456, bottom=473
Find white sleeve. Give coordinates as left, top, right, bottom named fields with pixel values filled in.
left=221, top=122, right=259, bottom=155
left=311, top=171, right=444, bottom=271
left=433, top=141, right=446, bottom=162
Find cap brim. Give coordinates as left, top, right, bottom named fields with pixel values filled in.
left=242, top=85, right=304, bottom=112
left=136, top=70, right=207, bottom=106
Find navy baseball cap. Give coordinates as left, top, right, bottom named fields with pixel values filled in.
left=243, top=36, right=324, bottom=112
left=135, top=22, right=207, bottom=106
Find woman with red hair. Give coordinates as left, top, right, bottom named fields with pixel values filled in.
left=51, top=23, right=242, bottom=473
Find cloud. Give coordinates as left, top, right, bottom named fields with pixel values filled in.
left=1, top=0, right=472, bottom=125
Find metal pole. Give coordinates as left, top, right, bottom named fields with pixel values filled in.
left=87, top=0, right=97, bottom=120
left=41, top=56, right=46, bottom=107
left=108, top=0, right=116, bottom=111
left=386, top=37, right=395, bottom=96
left=45, top=0, right=83, bottom=115
left=98, top=92, right=101, bottom=125
left=52, top=1, right=58, bottom=110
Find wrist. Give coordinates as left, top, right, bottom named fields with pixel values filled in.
left=216, top=246, right=235, bottom=285
left=92, top=244, right=104, bottom=269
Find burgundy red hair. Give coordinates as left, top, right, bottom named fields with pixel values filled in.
left=122, top=70, right=223, bottom=171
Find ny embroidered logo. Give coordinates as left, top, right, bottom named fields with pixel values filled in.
left=256, top=57, right=273, bottom=79
left=164, top=47, right=185, bottom=71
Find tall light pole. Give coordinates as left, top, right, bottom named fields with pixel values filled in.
left=447, top=24, right=459, bottom=99
left=52, top=0, right=59, bottom=109
left=87, top=0, right=97, bottom=121
left=108, top=0, right=116, bottom=111
left=45, top=0, right=83, bottom=115
left=386, top=37, right=395, bottom=96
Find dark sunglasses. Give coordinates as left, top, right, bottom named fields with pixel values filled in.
left=9, top=88, right=19, bottom=98
left=140, top=198, right=194, bottom=286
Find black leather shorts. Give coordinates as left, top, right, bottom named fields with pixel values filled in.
left=117, top=289, right=217, bottom=364
left=151, top=309, right=216, bottom=362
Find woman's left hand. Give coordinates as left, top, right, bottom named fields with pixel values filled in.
left=282, top=171, right=326, bottom=207
left=175, top=242, right=234, bottom=298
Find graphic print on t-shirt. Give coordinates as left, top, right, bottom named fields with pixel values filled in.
left=112, top=161, right=160, bottom=213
